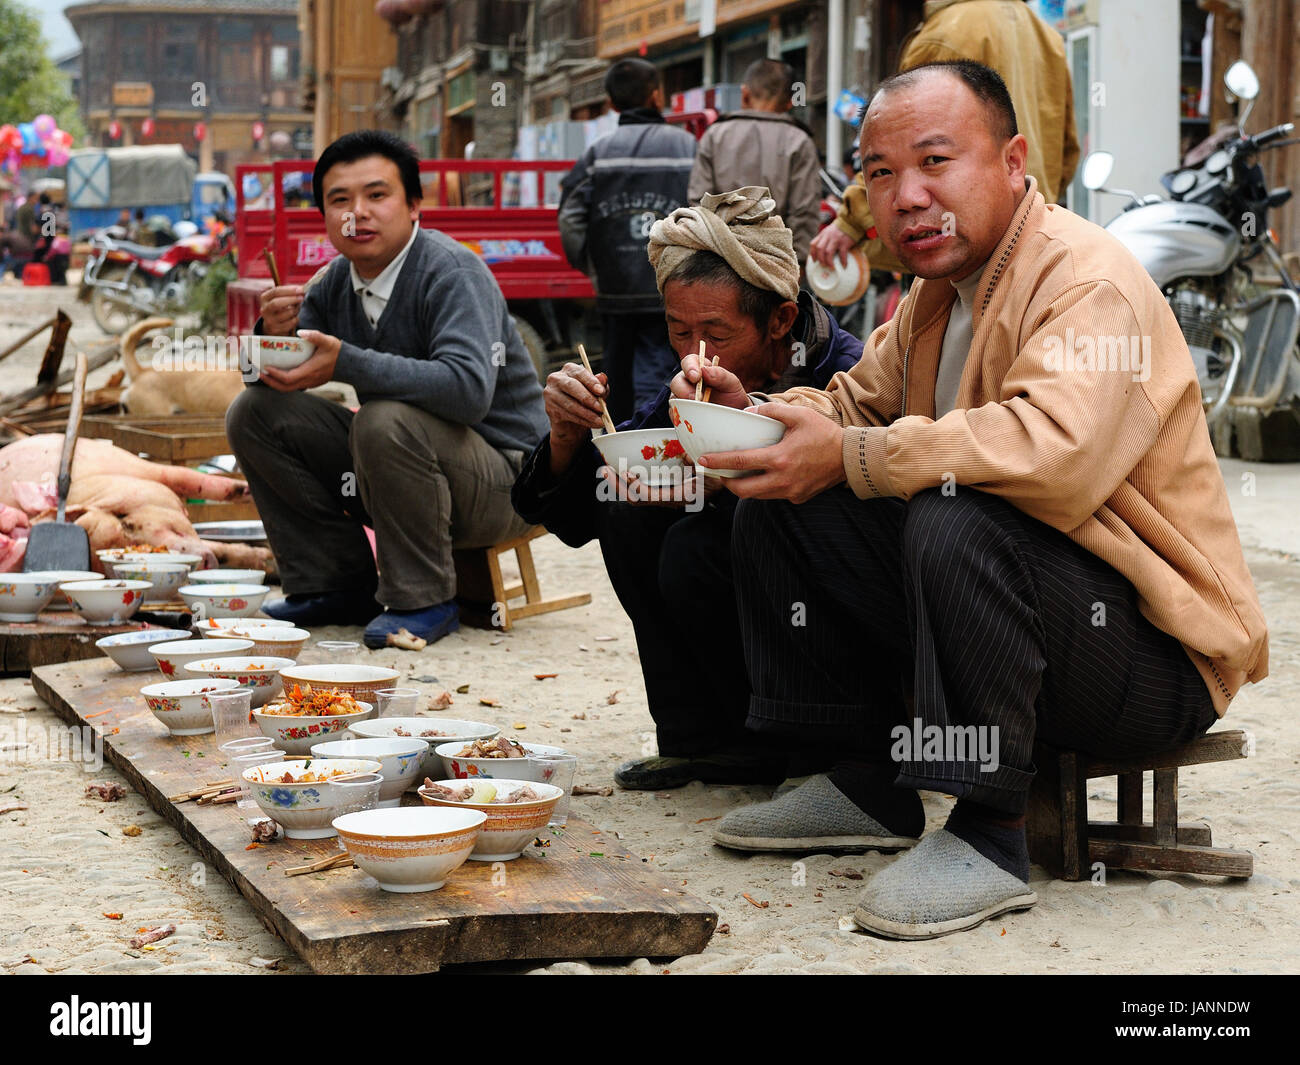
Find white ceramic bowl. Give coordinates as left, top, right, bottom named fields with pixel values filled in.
left=200, top=617, right=294, bottom=633
left=150, top=637, right=253, bottom=679
left=185, top=569, right=268, bottom=586
left=0, top=571, right=66, bottom=622
left=434, top=740, right=568, bottom=783
left=177, top=583, right=269, bottom=619
left=309, top=737, right=428, bottom=807
left=98, top=550, right=202, bottom=572
left=204, top=624, right=310, bottom=659
left=667, top=398, right=787, bottom=479
left=591, top=427, right=687, bottom=487
left=252, top=700, right=373, bottom=755
left=62, top=579, right=151, bottom=623
left=277, top=664, right=401, bottom=703
left=105, top=562, right=190, bottom=602
left=245, top=334, right=315, bottom=372
left=332, top=806, right=485, bottom=892
left=804, top=247, right=871, bottom=306
left=182, top=655, right=296, bottom=708
left=348, top=717, right=499, bottom=785
left=96, top=628, right=189, bottom=672
left=140, top=677, right=242, bottom=736
left=418, top=778, right=563, bottom=861
left=46, top=570, right=104, bottom=612
left=243, top=757, right=383, bottom=839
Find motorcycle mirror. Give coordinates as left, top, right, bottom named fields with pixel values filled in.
left=1081, top=151, right=1115, bottom=191
left=1224, top=61, right=1259, bottom=102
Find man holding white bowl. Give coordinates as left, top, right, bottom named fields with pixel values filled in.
left=512, top=186, right=861, bottom=790
left=673, top=62, right=1267, bottom=939
left=227, top=130, right=547, bottom=646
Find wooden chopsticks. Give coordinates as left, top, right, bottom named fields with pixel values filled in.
left=693, top=340, right=720, bottom=403
left=285, top=852, right=355, bottom=877
left=263, top=247, right=281, bottom=286
left=577, top=343, right=617, bottom=435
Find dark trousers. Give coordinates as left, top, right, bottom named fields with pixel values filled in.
left=226, top=389, right=529, bottom=609
left=600, top=312, right=678, bottom=424
left=596, top=498, right=754, bottom=757
left=733, top=486, right=1217, bottom=813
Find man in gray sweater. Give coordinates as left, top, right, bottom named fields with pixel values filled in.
left=226, top=130, right=548, bottom=647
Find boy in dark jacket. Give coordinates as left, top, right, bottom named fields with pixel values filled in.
left=558, top=59, right=696, bottom=423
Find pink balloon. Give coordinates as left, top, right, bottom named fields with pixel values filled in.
left=32, top=114, right=56, bottom=139
left=47, top=146, right=68, bottom=167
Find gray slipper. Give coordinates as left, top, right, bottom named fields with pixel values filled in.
left=852, top=829, right=1038, bottom=940
left=712, top=774, right=920, bottom=853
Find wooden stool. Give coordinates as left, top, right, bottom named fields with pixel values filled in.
left=452, top=527, right=591, bottom=631
left=1026, top=730, right=1254, bottom=881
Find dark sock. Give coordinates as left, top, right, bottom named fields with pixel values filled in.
left=827, top=764, right=925, bottom=839
left=945, top=799, right=1030, bottom=882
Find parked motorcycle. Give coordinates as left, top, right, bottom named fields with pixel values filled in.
left=79, top=212, right=233, bottom=335
left=1083, top=61, right=1300, bottom=460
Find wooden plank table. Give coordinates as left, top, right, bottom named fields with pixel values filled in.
left=31, top=657, right=717, bottom=972
left=0, top=615, right=170, bottom=675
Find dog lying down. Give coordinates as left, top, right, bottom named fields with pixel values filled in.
left=117, top=316, right=245, bottom=416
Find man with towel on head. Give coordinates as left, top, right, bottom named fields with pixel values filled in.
left=513, top=187, right=861, bottom=790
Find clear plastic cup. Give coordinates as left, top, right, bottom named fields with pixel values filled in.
left=316, top=640, right=361, bottom=661
left=230, top=749, right=285, bottom=810
left=530, top=753, right=578, bottom=827
left=375, top=687, right=419, bottom=718
left=209, top=688, right=255, bottom=743
left=327, top=772, right=383, bottom=848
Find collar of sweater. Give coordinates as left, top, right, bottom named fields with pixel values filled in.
left=617, top=107, right=666, bottom=126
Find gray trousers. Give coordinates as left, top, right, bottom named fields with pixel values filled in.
left=226, top=388, right=530, bottom=609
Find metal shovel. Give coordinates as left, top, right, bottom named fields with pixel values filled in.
left=24, top=349, right=91, bottom=572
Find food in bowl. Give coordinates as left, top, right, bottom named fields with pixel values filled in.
left=244, top=334, right=315, bottom=372
left=242, top=756, right=382, bottom=838
left=276, top=664, right=401, bottom=702
left=348, top=717, right=499, bottom=786
left=434, top=740, right=567, bottom=782
left=150, top=637, right=253, bottom=678
left=264, top=684, right=364, bottom=717
left=252, top=696, right=374, bottom=755
left=203, top=624, right=309, bottom=658
left=457, top=737, right=527, bottom=759
left=418, top=777, right=563, bottom=861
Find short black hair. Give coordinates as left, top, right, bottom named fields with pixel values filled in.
left=876, top=60, right=1018, bottom=142
left=605, top=58, right=660, bottom=112
left=743, top=58, right=796, bottom=106
left=312, top=129, right=422, bottom=215
left=663, top=250, right=788, bottom=331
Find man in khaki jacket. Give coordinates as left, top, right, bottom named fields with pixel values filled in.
left=688, top=59, right=822, bottom=263
left=812, top=0, right=1079, bottom=272
left=674, top=62, right=1267, bottom=939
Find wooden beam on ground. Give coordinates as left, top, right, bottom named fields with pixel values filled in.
left=0, top=339, right=120, bottom=415
left=36, top=310, right=73, bottom=386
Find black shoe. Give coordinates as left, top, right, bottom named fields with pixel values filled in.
left=614, top=751, right=789, bottom=790
left=261, top=589, right=380, bottom=627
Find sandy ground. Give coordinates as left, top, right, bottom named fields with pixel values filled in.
left=0, top=281, right=1298, bottom=975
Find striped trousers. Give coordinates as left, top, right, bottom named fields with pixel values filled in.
left=732, top=486, right=1217, bottom=813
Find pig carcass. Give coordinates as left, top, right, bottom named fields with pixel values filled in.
left=0, top=435, right=273, bottom=572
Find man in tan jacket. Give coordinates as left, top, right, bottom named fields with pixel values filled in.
left=675, top=61, right=1267, bottom=939
left=688, top=59, right=822, bottom=263
left=811, top=0, right=1079, bottom=272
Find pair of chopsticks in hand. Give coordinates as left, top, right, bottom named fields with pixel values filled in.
left=576, top=340, right=720, bottom=439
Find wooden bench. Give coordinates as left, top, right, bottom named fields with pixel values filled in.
left=1026, top=730, right=1254, bottom=881
left=453, top=526, right=591, bottom=631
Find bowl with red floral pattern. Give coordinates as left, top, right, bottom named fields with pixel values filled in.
left=61, top=579, right=153, bottom=624
left=592, top=427, right=687, bottom=487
